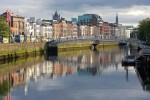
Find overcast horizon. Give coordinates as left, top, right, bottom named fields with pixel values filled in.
left=1, top=0, right=150, bottom=26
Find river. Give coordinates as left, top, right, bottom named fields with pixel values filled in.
left=0, top=46, right=150, bottom=100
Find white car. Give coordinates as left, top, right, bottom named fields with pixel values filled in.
left=122, top=55, right=135, bottom=66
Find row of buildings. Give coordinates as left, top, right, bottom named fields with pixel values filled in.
left=0, top=10, right=134, bottom=42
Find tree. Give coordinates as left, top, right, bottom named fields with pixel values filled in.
left=0, top=16, right=10, bottom=38
left=138, top=18, right=150, bottom=41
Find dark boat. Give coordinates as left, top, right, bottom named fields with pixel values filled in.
left=136, top=61, right=150, bottom=91
left=119, top=40, right=127, bottom=46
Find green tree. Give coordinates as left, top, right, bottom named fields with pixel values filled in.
left=138, top=18, right=150, bottom=41
left=0, top=16, right=10, bottom=38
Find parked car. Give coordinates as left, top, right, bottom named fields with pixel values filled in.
left=0, top=35, right=3, bottom=43
left=122, top=55, right=136, bottom=66
left=14, top=35, right=24, bottom=42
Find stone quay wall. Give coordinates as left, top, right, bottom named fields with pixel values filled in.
left=0, top=42, right=45, bottom=62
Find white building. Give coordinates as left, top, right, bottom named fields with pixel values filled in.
left=90, top=26, right=94, bottom=36
left=24, top=18, right=30, bottom=38
left=24, top=17, right=53, bottom=42
left=123, top=26, right=134, bottom=38
left=35, top=25, right=40, bottom=37
left=78, top=25, right=90, bottom=37
left=40, top=23, right=53, bottom=38
left=29, top=22, right=36, bottom=36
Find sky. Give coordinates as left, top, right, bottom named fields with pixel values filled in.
left=1, top=0, right=150, bottom=26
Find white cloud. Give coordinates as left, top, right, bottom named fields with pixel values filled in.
left=126, top=10, right=145, bottom=16
left=119, top=6, right=150, bottom=16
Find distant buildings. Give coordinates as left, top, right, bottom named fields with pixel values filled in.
left=0, top=10, right=135, bottom=42
left=25, top=17, right=53, bottom=42
left=78, top=14, right=104, bottom=37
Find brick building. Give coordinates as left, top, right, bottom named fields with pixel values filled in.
left=1, top=10, right=25, bottom=35
left=53, top=18, right=78, bottom=38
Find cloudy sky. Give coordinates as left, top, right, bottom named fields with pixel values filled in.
left=1, top=0, right=150, bottom=26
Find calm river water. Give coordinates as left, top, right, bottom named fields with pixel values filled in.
left=0, top=46, right=150, bottom=100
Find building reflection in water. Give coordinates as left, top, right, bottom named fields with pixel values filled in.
left=0, top=46, right=126, bottom=98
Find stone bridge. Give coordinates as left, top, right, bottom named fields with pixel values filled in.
left=46, top=37, right=124, bottom=46
left=45, top=37, right=127, bottom=55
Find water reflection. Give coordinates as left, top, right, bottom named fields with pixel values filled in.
left=0, top=46, right=149, bottom=100
left=0, top=47, right=123, bottom=96
left=48, top=46, right=123, bottom=76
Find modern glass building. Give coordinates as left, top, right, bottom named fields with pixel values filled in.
left=78, top=14, right=103, bottom=26
left=71, top=18, right=77, bottom=24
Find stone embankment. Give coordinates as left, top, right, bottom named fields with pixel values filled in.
left=0, top=42, right=45, bottom=63
left=0, top=40, right=119, bottom=62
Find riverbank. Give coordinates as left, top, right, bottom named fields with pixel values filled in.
left=0, top=41, right=119, bottom=62
left=0, top=43, right=45, bottom=63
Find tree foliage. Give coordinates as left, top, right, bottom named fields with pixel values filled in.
left=0, top=16, right=10, bottom=38
left=138, top=18, right=150, bottom=41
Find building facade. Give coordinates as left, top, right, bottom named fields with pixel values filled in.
left=78, top=14, right=103, bottom=26
left=53, top=19, right=78, bottom=38
left=1, top=10, right=25, bottom=35
left=99, top=22, right=111, bottom=38
left=11, top=14, right=25, bottom=35
left=40, top=23, right=53, bottom=38
left=123, top=26, right=134, bottom=38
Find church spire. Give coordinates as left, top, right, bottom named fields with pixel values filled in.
left=52, top=10, right=61, bottom=21
left=116, top=13, right=118, bottom=25
left=55, top=10, right=58, bottom=16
